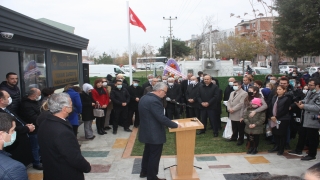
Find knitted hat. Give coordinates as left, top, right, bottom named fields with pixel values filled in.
left=82, top=83, right=94, bottom=93
left=251, top=98, right=262, bottom=107
left=261, top=88, right=271, bottom=98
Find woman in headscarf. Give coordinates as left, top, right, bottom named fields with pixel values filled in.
left=80, top=83, right=96, bottom=139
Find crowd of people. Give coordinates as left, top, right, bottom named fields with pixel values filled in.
left=1, top=67, right=320, bottom=179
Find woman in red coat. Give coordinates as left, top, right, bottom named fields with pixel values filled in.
left=91, top=78, right=110, bottom=135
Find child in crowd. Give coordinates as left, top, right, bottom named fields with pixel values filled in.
left=243, top=98, right=266, bottom=154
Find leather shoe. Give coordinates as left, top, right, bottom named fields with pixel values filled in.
left=85, top=135, right=96, bottom=140
left=113, top=131, right=117, bottom=135
left=156, top=177, right=166, bottom=180
left=103, top=126, right=112, bottom=130
left=139, top=172, right=147, bottom=178
left=237, top=141, right=244, bottom=146
left=33, top=164, right=43, bottom=170
left=268, top=146, right=279, bottom=153
left=124, top=128, right=132, bottom=132
left=196, top=131, right=205, bottom=135
left=98, top=130, right=104, bottom=135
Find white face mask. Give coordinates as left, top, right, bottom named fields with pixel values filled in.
left=233, top=86, right=239, bottom=91
left=168, top=83, right=174, bottom=86
left=303, top=89, right=308, bottom=94
left=200, top=77, right=203, bottom=80
left=228, top=82, right=234, bottom=86
left=7, top=97, right=12, bottom=106
left=162, top=80, right=167, bottom=84
left=190, top=80, right=196, bottom=85
left=102, top=82, right=108, bottom=86
left=36, top=95, right=41, bottom=101
left=270, top=80, right=276, bottom=84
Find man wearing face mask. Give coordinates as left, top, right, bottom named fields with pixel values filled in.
left=227, top=81, right=248, bottom=145
left=162, top=76, right=168, bottom=84
left=0, top=89, right=34, bottom=167
left=0, top=113, right=28, bottom=180
left=311, top=67, right=320, bottom=78
left=127, top=79, right=143, bottom=128
left=224, top=77, right=235, bottom=116
left=186, top=76, right=200, bottom=120
left=197, top=71, right=204, bottom=83
left=288, top=67, right=302, bottom=79
left=289, top=78, right=320, bottom=161
left=110, top=80, right=131, bottom=134
left=19, top=88, right=43, bottom=170
left=142, top=74, right=154, bottom=91
left=165, top=77, right=181, bottom=120
left=181, top=73, right=193, bottom=117
left=37, top=93, right=91, bottom=179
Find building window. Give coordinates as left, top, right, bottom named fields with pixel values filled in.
left=253, top=23, right=256, bottom=28
left=303, top=57, right=308, bottom=64
left=238, top=26, right=241, bottom=31
left=310, top=57, right=315, bottom=63
left=21, top=49, right=47, bottom=93
left=246, top=25, right=250, bottom=29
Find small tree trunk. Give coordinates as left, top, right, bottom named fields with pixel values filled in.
left=271, top=51, right=279, bottom=74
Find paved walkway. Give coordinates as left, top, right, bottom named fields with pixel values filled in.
left=27, top=122, right=318, bottom=180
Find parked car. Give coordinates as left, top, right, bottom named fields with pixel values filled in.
left=279, top=65, right=300, bottom=74
left=233, top=66, right=244, bottom=76
left=121, top=65, right=136, bottom=73
left=308, top=67, right=320, bottom=76
left=252, top=67, right=271, bottom=75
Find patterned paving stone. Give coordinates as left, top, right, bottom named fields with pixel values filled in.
left=245, top=156, right=270, bottom=164
left=224, top=172, right=271, bottom=180
left=209, top=165, right=231, bottom=169
left=28, top=173, right=43, bottom=180
left=132, top=158, right=142, bottom=174
left=91, top=164, right=111, bottom=173
left=196, top=156, right=217, bottom=161
left=81, top=151, right=109, bottom=157
left=112, top=138, right=128, bottom=148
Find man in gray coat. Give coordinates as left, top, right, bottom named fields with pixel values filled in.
left=227, top=80, right=248, bottom=146
left=289, top=78, right=320, bottom=161
left=138, top=82, right=181, bottom=180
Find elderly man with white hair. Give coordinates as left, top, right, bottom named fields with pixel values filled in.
left=165, top=77, right=182, bottom=120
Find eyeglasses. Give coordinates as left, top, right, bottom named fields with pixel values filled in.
left=65, top=106, right=72, bottom=109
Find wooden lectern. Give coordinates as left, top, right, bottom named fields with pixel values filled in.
left=169, top=118, right=204, bottom=180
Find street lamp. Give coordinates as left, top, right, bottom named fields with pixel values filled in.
left=212, top=43, right=217, bottom=59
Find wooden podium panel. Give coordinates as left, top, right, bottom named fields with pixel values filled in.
left=169, top=118, right=203, bottom=180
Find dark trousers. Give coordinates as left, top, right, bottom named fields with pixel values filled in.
left=247, top=134, right=260, bottom=148
left=96, top=109, right=107, bottom=132
left=200, top=109, right=219, bottom=134
left=113, top=107, right=129, bottom=131
left=189, top=107, right=200, bottom=120
left=29, top=134, right=40, bottom=166
left=128, top=108, right=140, bottom=126
left=141, top=143, right=163, bottom=180
left=72, top=125, right=78, bottom=137
left=166, top=103, right=180, bottom=120
left=231, top=120, right=245, bottom=141
left=296, top=127, right=319, bottom=157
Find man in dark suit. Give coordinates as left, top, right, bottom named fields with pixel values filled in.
left=242, top=77, right=252, bottom=92
left=165, top=77, right=182, bottom=120
left=138, top=82, right=180, bottom=180
left=0, top=89, right=34, bottom=166
left=186, top=76, right=200, bottom=120
left=127, top=79, right=143, bottom=128
left=197, top=71, right=204, bottom=83
left=197, top=75, right=220, bottom=137
left=181, top=73, right=193, bottom=117
left=224, top=77, right=235, bottom=116
left=37, top=93, right=91, bottom=180
left=142, top=74, right=154, bottom=91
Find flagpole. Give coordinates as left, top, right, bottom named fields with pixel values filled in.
left=127, top=1, right=133, bottom=84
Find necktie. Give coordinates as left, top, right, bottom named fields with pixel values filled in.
left=188, top=80, right=190, bottom=85
left=245, top=85, right=248, bottom=92
left=4, top=108, right=25, bottom=126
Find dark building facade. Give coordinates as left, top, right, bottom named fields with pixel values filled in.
left=0, top=6, right=89, bottom=94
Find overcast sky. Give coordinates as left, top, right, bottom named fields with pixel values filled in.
left=1, top=0, right=275, bottom=56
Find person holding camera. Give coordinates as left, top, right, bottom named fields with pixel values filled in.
left=288, top=78, right=320, bottom=161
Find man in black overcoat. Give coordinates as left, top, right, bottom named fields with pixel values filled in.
left=127, top=79, right=143, bottom=127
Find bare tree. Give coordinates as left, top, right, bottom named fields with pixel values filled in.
left=85, top=46, right=99, bottom=63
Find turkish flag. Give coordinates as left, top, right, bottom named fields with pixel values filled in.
left=129, top=8, right=146, bottom=32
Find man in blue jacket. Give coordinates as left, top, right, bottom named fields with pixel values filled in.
left=139, top=82, right=181, bottom=180
left=0, top=113, right=28, bottom=180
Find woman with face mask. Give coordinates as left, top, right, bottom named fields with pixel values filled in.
left=91, top=78, right=110, bottom=135
left=80, top=83, right=96, bottom=140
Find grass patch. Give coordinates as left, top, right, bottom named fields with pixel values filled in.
left=131, top=121, right=298, bottom=156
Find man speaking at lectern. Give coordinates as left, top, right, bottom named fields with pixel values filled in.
left=139, top=82, right=181, bottom=180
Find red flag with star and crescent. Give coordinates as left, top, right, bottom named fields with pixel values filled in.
left=129, top=7, right=146, bottom=32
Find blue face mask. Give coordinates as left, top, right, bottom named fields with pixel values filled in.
left=117, top=85, right=122, bottom=89
left=133, top=83, right=138, bottom=87
left=3, top=131, right=16, bottom=147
